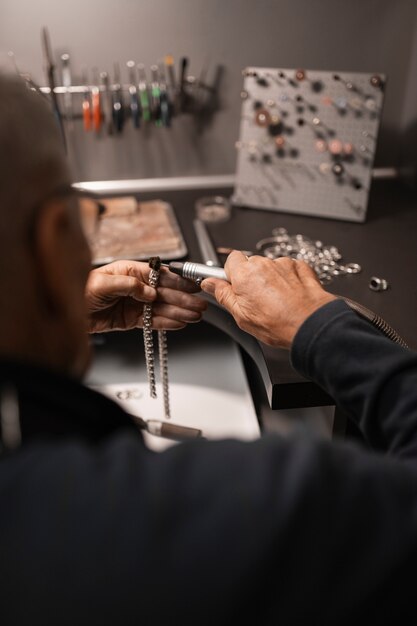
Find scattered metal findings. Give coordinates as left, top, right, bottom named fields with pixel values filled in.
left=255, top=227, right=362, bottom=285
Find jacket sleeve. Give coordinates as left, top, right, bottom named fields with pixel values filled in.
left=290, top=298, right=417, bottom=460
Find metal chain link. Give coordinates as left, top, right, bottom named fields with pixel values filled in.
left=142, top=256, right=171, bottom=419
left=143, top=257, right=160, bottom=398
left=158, top=329, right=170, bottom=419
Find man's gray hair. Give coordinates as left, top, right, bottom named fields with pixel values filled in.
left=0, top=71, right=71, bottom=241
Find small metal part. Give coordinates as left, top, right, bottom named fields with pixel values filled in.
left=370, top=74, right=384, bottom=89
left=369, top=276, right=389, bottom=292
left=359, top=143, right=371, bottom=154
left=365, top=98, right=377, bottom=112
left=349, top=97, right=362, bottom=112
left=332, top=163, right=345, bottom=177
left=319, top=162, right=332, bottom=175
left=295, top=69, right=306, bottom=81
left=362, top=130, right=375, bottom=140
left=333, top=74, right=355, bottom=91
left=315, top=139, right=327, bottom=153
left=255, top=108, right=271, bottom=127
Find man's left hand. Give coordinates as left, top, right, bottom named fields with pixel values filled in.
left=86, top=260, right=207, bottom=333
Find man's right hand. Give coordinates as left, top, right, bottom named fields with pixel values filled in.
left=201, top=251, right=336, bottom=349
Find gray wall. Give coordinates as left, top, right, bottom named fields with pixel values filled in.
left=1, top=0, right=417, bottom=182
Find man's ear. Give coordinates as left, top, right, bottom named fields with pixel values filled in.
left=31, top=200, right=75, bottom=317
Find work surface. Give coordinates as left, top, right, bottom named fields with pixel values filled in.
left=115, top=178, right=417, bottom=410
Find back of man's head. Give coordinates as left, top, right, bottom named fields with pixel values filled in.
left=0, top=72, right=71, bottom=267
left=0, top=72, right=92, bottom=375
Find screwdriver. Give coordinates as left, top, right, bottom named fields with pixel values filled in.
left=112, top=62, right=125, bottom=133
left=158, top=65, right=172, bottom=127
left=61, top=53, right=73, bottom=131
left=81, top=67, right=92, bottom=131
left=138, top=64, right=151, bottom=122
left=127, top=60, right=140, bottom=128
left=100, top=71, right=114, bottom=135
left=91, top=68, right=101, bottom=133
left=150, top=65, right=162, bottom=126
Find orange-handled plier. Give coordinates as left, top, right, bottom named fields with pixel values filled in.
left=91, top=85, right=101, bottom=132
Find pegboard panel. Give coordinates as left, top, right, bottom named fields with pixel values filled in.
left=233, top=67, right=386, bottom=222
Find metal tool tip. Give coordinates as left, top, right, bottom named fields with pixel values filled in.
left=149, top=256, right=161, bottom=271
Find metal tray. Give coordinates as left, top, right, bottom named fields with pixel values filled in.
left=89, top=197, right=188, bottom=265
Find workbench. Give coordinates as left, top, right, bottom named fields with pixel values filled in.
left=84, top=176, right=417, bottom=434
left=125, top=179, right=416, bottom=410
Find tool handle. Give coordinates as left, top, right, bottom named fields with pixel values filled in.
left=92, top=88, right=101, bottom=132
left=112, top=90, right=125, bottom=132
left=129, top=90, right=140, bottom=128
left=145, top=420, right=202, bottom=440
left=82, top=97, right=92, bottom=131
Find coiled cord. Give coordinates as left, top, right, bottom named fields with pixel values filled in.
left=342, top=297, right=408, bottom=348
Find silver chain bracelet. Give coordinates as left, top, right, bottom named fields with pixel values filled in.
left=142, top=256, right=171, bottom=419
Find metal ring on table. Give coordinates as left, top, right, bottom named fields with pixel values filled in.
left=369, top=276, right=389, bottom=292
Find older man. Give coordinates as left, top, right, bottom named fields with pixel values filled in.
left=0, top=72, right=416, bottom=625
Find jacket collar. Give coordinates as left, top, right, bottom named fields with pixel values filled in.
left=0, top=359, right=138, bottom=446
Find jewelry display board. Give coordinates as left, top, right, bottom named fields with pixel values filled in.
left=234, top=67, right=386, bottom=222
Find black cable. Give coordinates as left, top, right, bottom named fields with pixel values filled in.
left=342, top=297, right=408, bottom=348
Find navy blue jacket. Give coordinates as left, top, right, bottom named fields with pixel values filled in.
left=0, top=299, right=416, bottom=625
